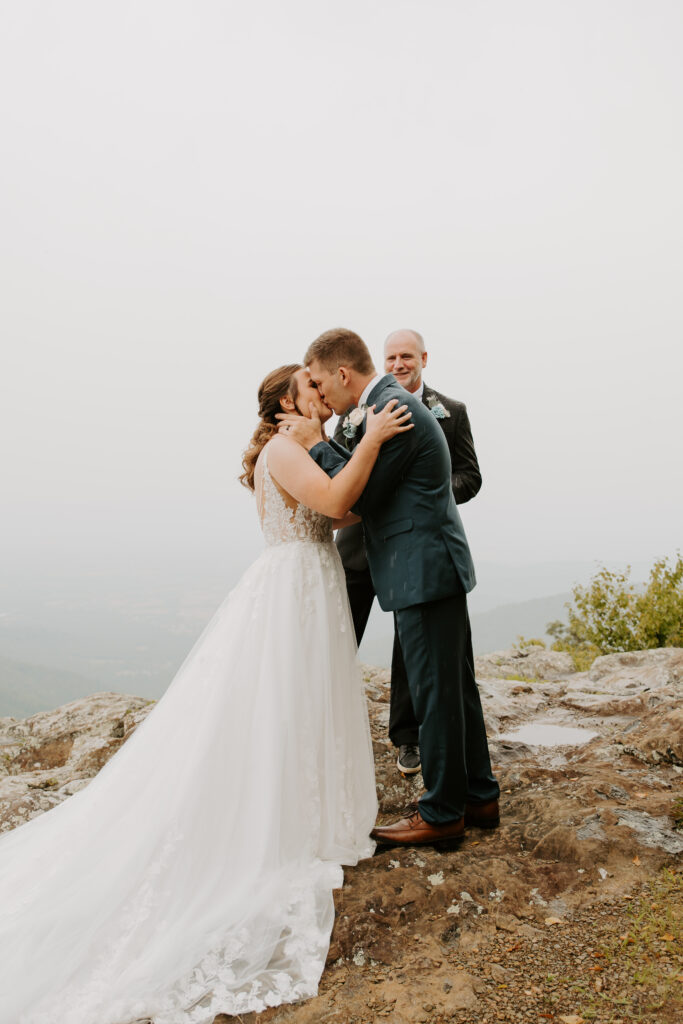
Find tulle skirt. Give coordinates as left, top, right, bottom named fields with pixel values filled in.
left=0, top=539, right=377, bottom=1023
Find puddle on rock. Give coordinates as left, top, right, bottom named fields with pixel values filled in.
left=497, top=723, right=599, bottom=747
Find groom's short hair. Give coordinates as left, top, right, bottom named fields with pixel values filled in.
left=305, top=328, right=374, bottom=375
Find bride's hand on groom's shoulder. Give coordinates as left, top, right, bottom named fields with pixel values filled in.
left=364, top=399, right=414, bottom=446
left=276, top=404, right=325, bottom=450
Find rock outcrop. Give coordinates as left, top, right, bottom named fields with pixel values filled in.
left=1, top=648, right=682, bottom=1023
left=0, top=693, right=152, bottom=833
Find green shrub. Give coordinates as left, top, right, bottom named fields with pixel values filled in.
left=547, top=554, right=683, bottom=671
left=514, top=636, right=547, bottom=650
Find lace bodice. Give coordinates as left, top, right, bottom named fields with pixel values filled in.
left=258, top=446, right=333, bottom=546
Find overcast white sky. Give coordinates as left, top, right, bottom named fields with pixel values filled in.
left=1, top=1, right=681, bottom=585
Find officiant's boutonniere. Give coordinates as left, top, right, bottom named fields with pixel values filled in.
left=342, top=406, right=366, bottom=440
left=426, top=394, right=450, bottom=420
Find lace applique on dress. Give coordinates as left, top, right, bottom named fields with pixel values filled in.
left=258, top=446, right=333, bottom=546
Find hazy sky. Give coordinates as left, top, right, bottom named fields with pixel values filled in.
left=2, top=1, right=681, bottom=585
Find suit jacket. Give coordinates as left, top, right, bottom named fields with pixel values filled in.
left=310, top=375, right=476, bottom=611
left=334, top=382, right=481, bottom=574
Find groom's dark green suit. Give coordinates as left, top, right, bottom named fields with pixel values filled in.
left=309, top=374, right=499, bottom=824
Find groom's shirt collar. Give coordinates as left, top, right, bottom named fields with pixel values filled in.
left=358, top=374, right=383, bottom=409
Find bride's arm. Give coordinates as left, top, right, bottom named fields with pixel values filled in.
left=332, top=512, right=361, bottom=530
left=266, top=402, right=412, bottom=518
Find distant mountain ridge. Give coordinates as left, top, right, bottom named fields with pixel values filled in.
left=470, top=591, right=571, bottom=654
left=0, top=654, right=99, bottom=719
left=1, top=592, right=575, bottom=718
left=358, top=592, right=572, bottom=666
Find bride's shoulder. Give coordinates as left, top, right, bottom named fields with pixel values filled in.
left=265, top=435, right=288, bottom=450
left=265, top=434, right=303, bottom=463
left=262, top=436, right=311, bottom=493
left=258, top=435, right=287, bottom=462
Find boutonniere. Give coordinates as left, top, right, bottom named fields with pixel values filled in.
left=342, top=406, right=366, bottom=439
left=426, top=394, right=450, bottom=420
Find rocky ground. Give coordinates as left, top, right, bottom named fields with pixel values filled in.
left=1, top=647, right=682, bottom=1023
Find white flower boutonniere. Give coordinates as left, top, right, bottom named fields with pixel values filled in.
left=342, top=406, right=366, bottom=440
left=426, top=394, right=451, bottom=420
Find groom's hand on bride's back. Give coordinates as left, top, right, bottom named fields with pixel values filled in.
left=276, top=404, right=324, bottom=450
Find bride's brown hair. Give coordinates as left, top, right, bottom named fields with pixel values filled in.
left=240, top=363, right=302, bottom=491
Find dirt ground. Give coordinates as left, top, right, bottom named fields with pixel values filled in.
left=229, top=651, right=683, bottom=1024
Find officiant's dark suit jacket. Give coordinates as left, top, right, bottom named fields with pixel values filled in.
left=310, top=375, right=476, bottom=609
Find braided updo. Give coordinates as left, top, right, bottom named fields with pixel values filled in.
left=239, top=364, right=302, bottom=491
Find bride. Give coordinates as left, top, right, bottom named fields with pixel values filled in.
left=0, top=363, right=412, bottom=1024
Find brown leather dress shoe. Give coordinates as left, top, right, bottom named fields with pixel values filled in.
left=371, top=810, right=465, bottom=851
left=464, top=798, right=500, bottom=829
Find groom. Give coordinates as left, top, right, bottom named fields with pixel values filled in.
left=336, top=328, right=483, bottom=779
left=282, top=328, right=499, bottom=848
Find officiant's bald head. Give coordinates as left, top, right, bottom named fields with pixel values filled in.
left=384, top=329, right=428, bottom=394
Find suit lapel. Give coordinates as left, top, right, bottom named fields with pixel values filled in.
left=422, top=384, right=437, bottom=408
left=345, top=376, right=399, bottom=448
left=366, top=374, right=395, bottom=407
left=352, top=375, right=393, bottom=445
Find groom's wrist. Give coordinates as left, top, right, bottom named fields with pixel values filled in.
left=305, top=435, right=324, bottom=452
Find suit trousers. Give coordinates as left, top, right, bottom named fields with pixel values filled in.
left=395, top=590, right=500, bottom=824
left=343, top=566, right=376, bottom=649
left=343, top=565, right=420, bottom=747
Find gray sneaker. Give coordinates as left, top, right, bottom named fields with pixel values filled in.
left=397, top=744, right=421, bottom=775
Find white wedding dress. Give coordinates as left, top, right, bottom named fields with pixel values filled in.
left=0, top=445, right=377, bottom=1024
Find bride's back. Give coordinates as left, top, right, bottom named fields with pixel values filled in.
left=255, top=443, right=332, bottom=546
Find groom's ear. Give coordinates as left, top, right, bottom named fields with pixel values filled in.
left=338, top=366, right=351, bottom=388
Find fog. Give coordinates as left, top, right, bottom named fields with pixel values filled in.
left=1, top=2, right=681, bottom=686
